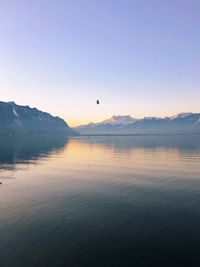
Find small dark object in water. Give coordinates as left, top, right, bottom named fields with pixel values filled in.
left=96, top=100, right=100, bottom=104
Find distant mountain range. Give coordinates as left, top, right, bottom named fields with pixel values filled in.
left=0, top=101, right=78, bottom=135
left=2, top=101, right=200, bottom=135
left=74, top=114, right=200, bottom=134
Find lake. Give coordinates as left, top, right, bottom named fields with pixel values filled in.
left=1, top=135, right=200, bottom=266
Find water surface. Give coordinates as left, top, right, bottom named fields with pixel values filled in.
left=1, top=135, right=200, bottom=266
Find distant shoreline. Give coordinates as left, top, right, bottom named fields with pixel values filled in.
left=79, top=133, right=200, bottom=137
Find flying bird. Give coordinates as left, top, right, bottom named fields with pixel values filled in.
left=96, top=100, right=100, bottom=105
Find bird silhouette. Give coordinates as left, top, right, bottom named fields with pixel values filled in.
left=96, top=100, right=100, bottom=105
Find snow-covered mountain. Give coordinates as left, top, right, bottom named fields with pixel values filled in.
left=102, top=115, right=137, bottom=125
left=0, top=101, right=78, bottom=135
left=74, top=113, right=200, bottom=134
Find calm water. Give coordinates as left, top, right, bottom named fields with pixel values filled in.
left=1, top=135, right=200, bottom=266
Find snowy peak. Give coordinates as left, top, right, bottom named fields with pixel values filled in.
left=102, top=115, right=137, bottom=125
left=170, top=112, right=193, bottom=120
left=74, top=113, right=200, bottom=134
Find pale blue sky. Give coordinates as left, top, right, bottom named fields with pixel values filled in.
left=1, top=0, right=200, bottom=126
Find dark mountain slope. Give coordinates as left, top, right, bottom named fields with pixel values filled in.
left=0, top=101, right=78, bottom=135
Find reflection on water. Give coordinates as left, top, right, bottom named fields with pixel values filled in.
left=1, top=135, right=200, bottom=266
left=0, top=135, right=68, bottom=170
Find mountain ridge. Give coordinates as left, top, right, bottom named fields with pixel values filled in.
left=0, top=101, right=78, bottom=135
left=74, top=113, right=200, bottom=134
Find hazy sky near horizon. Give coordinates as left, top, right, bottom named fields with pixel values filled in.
left=1, top=0, right=200, bottom=126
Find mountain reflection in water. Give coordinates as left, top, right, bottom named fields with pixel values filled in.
left=1, top=135, right=200, bottom=267
left=0, top=135, right=68, bottom=170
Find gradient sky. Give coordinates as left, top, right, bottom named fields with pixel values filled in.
left=1, top=0, right=200, bottom=126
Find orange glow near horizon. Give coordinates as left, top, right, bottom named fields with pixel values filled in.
left=66, top=119, right=90, bottom=128
left=65, top=110, right=197, bottom=128
left=65, top=116, right=107, bottom=128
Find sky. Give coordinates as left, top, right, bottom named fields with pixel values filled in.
left=1, top=0, right=200, bottom=127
